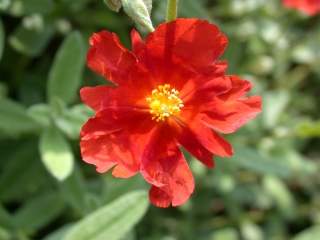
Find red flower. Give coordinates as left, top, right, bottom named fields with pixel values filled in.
left=80, top=19, right=262, bottom=208
left=283, top=0, right=320, bottom=16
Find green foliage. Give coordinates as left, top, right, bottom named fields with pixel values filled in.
left=292, top=226, right=320, bottom=240
left=39, top=126, right=74, bottom=181
left=12, top=193, right=65, bottom=233
left=0, top=18, right=4, bottom=60
left=8, top=0, right=54, bottom=16
left=64, top=191, right=149, bottom=240
left=9, top=21, right=54, bottom=57
left=0, top=99, right=39, bottom=136
left=47, top=31, right=86, bottom=105
left=0, top=0, right=320, bottom=239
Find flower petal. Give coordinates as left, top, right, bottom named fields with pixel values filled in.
left=131, top=29, right=145, bottom=55
left=149, top=186, right=171, bottom=208
left=219, top=76, right=252, bottom=100
left=283, top=0, right=320, bottom=16
left=80, top=70, right=153, bottom=111
left=145, top=18, right=228, bottom=70
left=141, top=126, right=194, bottom=207
left=80, top=86, right=110, bottom=111
left=189, top=121, right=233, bottom=158
left=112, top=164, right=137, bottom=178
left=202, top=96, right=262, bottom=134
left=173, top=122, right=214, bottom=168
left=182, top=75, right=232, bottom=107
left=202, top=76, right=262, bottom=134
left=87, top=31, right=137, bottom=84
left=80, top=107, right=153, bottom=174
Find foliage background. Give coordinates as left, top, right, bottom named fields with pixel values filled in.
left=0, top=0, right=320, bottom=239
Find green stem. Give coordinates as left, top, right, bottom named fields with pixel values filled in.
left=166, top=0, right=178, bottom=22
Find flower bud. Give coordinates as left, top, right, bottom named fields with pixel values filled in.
left=121, top=0, right=154, bottom=32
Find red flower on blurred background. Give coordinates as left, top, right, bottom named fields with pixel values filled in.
left=80, top=19, right=262, bottom=208
left=283, top=0, right=320, bottom=16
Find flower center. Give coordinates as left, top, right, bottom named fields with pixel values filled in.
left=146, top=84, right=184, bottom=122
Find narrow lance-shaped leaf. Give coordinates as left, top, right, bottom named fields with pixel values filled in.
left=64, top=191, right=149, bottom=240
left=9, top=21, right=54, bottom=57
left=0, top=99, right=39, bottom=136
left=292, top=226, right=320, bottom=240
left=0, top=0, right=11, bottom=11
left=231, top=145, right=292, bottom=178
left=0, top=141, right=48, bottom=202
left=12, top=193, right=65, bottom=233
left=47, top=31, right=86, bottom=104
left=39, top=126, right=74, bottom=181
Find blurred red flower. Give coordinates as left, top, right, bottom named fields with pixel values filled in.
left=80, top=18, right=262, bottom=208
left=283, top=0, right=320, bottom=16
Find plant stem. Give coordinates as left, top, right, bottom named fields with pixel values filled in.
left=166, top=0, right=178, bottom=22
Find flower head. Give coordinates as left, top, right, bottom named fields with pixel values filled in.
left=80, top=18, right=262, bottom=208
left=283, top=0, right=320, bottom=16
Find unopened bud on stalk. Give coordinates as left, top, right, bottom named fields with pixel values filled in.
left=121, top=0, right=154, bottom=32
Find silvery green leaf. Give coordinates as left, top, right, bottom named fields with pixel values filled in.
left=9, top=21, right=54, bottom=57
left=292, top=226, right=320, bottom=240
left=64, top=191, right=149, bottom=240
left=47, top=31, right=85, bottom=104
left=121, top=0, right=154, bottom=32
left=39, top=126, right=74, bottom=181
left=0, top=0, right=11, bottom=11
left=0, top=99, right=39, bottom=136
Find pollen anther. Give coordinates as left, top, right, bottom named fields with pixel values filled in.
left=146, top=84, right=184, bottom=122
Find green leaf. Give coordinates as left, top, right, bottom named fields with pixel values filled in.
left=296, top=120, right=320, bottom=138
left=47, top=31, right=86, bottom=104
left=210, top=228, right=239, bottom=240
left=0, top=204, right=14, bottom=229
left=0, top=0, right=11, bottom=11
left=27, top=104, right=51, bottom=127
left=0, top=141, right=49, bottom=202
left=231, top=145, right=291, bottom=178
left=104, top=0, right=122, bottom=12
left=60, top=0, right=90, bottom=12
left=43, top=225, right=72, bottom=240
left=9, top=21, right=54, bottom=57
left=292, top=226, right=320, bottom=240
left=39, top=126, right=74, bottom=181
left=54, top=104, right=93, bottom=139
left=60, top=169, right=91, bottom=216
left=240, top=221, right=263, bottom=240
left=9, top=0, right=54, bottom=16
left=179, top=0, right=211, bottom=20
left=0, top=226, right=10, bottom=240
left=263, top=176, right=295, bottom=219
left=0, top=99, right=39, bottom=136
left=64, top=191, right=149, bottom=240
left=13, top=193, right=65, bottom=233
left=262, top=91, right=290, bottom=128
left=121, top=0, right=154, bottom=32
left=0, top=18, right=4, bottom=61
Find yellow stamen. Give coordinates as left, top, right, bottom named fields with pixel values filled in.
left=146, top=84, right=184, bottom=122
